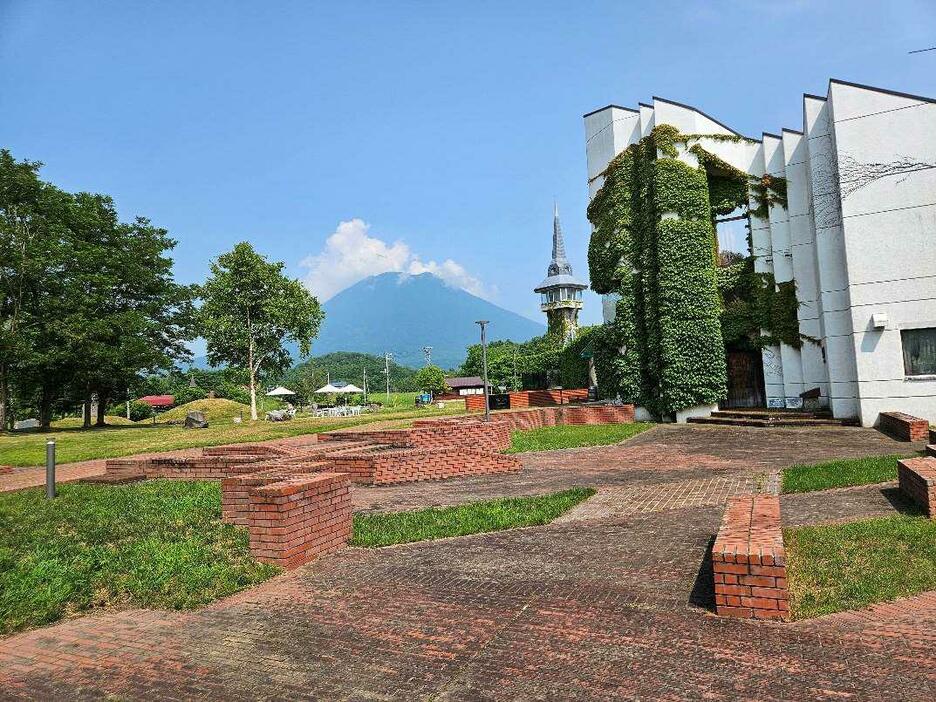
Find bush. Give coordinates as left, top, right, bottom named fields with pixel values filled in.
left=128, top=400, right=154, bottom=422
left=173, top=385, right=208, bottom=406
left=216, top=382, right=250, bottom=405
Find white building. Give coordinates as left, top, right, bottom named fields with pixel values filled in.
left=584, top=79, right=936, bottom=427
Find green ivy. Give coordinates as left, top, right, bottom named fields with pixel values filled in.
left=748, top=174, right=789, bottom=219
left=718, top=258, right=803, bottom=350
left=587, top=125, right=801, bottom=414
left=586, top=126, right=728, bottom=415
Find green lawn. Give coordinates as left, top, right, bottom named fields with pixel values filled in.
left=0, top=402, right=467, bottom=467
left=785, top=513, right=936, bottom=619
left=505, top=422, right=653, bottom=454
left=0, top=480, right=278, bottom=635
left=780, top=453, right=916, bottom=494
left=351, top=488, right=595, bottom=547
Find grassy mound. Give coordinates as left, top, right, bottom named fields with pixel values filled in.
left=155, top=398, right=252, bottom=423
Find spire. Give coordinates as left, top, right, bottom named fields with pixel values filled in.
left=548, top=201, right=573, bottom=277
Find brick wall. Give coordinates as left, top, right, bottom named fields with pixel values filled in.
left=453, top=404, right=635, bottom=432
left=203, top=444, right=296, bottom=457
left=712, top=494, right=789, bottom=621
left=466, top=388, right=591, bottom=412
left=328, top=447, right=521, bottom=485
left=879, top=411, right=930, bottom=442
left=898, top=457, right=936, bottom=518
left=321, top=420, right=511, bottom=453
left=0, top=466, right=12, bottom=476
left=247, top=472, right=352, bottom=569
left=105, top=455, right=267, bottom=481
left=221, top=461, right=334, bottom=526
left=410, top=419, right=512, bottom=452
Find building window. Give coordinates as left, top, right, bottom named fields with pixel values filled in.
left=901, top=327, right=936, bottom=376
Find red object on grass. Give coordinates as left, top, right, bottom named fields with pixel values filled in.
left=138, top=395, right=174, bottom=408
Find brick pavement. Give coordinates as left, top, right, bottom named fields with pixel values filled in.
left=1, top=424, right=934, bottom=700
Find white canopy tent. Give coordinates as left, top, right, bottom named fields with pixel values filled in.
left=314, top=381, right=364, bottom=395
left=265, top=386, right=296, bottom=397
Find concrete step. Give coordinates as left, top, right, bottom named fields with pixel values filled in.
left=712, top=409, right=832, bottom=420
left=687, top=416, right=854, bottom=428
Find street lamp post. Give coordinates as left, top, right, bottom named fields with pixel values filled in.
left=475, top=320, right=491, bottom=422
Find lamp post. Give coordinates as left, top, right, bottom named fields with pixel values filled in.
left=475, top=320, right=490, bottom=422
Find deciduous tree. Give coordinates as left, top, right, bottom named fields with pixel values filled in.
left=199, top=242, right=323, bottom=420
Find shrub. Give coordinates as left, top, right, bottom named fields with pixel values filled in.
left=128, top=400, right=154, bottom=422
left=173, top=385, right=208, bottom=406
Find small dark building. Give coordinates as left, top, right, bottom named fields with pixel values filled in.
left=444, top=376, right=488, bottom=397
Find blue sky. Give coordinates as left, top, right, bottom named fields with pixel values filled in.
left=3, top=0, right=934, bottom=335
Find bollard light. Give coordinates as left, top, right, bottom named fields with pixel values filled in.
left=45, top=440, right=56, bottom=499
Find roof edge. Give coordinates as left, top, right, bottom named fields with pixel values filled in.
left=651, top=95, right=748, bottom=138
left=829, top=78, right=936, bottom=105
left=582, top=104, right=639, bottom=119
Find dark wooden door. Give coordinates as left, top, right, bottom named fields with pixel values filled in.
left=723, top=351, right=766, bottom=409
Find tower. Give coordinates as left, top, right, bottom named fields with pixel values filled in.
left=534, top=203, right=586, bottom=343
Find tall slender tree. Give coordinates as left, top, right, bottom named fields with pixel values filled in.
left=199, top=242, right=323, bottom=420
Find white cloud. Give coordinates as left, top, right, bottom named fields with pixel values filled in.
left=300, top=218, right=493, bottom=301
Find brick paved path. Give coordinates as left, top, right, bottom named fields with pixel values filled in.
left=1, top=425, right=934, bottom=700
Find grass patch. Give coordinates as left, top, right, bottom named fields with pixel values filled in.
left=0, top=402, right=467, bottom=467
left=351, top=487, right=595, bottom=547
left=505, top=422, right=653, bottom=454
left=0, top=480, right=278, bottom=635
left=780, top=453, right=915, bottom=494
left=785, top=513, right=936, bottom=619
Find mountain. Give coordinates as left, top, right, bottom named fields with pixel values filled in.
left=304, top=272, right=545, bottom=369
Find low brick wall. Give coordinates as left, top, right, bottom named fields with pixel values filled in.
left=322, top=419, right=511, bottom=453
left=221, top=461, right=335, bottom=526
left=0, top=466, right=12, bottom=476
left=203, top=444, right=296, bottom=457
left=328, top=447, right=521, bottom=485
left=105, top=455, right=266, bottom=481
left=410, top=419, right=512, bottom=452
left=466, top=388, right=591, bottom=412
left=461, top=404, right=635, bottom=432
left=712, top=495, right=789, bottom=621
left=898, top=457, right=936, bottom=518
left=879, top=411, right=930, bottom=442
left=247, top=472, right=352, bottom=569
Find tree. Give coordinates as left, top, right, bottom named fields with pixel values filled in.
left=0, top=150, right=65, bottom=429
left=1, top=149, right=195, bottom=429
left=413, top=365, right=448, bottom=396
left=199, top=242, right=324, bottom=420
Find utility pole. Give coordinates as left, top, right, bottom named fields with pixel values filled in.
left=126, top=387, right=131, bottom=420
left=362, top=365, right=368, bottom=404
left=383, top=352, right=392, bottom=403
left=422, top=346, right=433, bottom=367
left=475, top=320, right=491, bottom=422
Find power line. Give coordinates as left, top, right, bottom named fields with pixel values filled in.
left=909, top=46, right=936, bottom=54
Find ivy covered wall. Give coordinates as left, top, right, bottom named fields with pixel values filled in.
left=586, top=125, right=800, bottom=416
left=587, top=126, right=726, bottom=415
